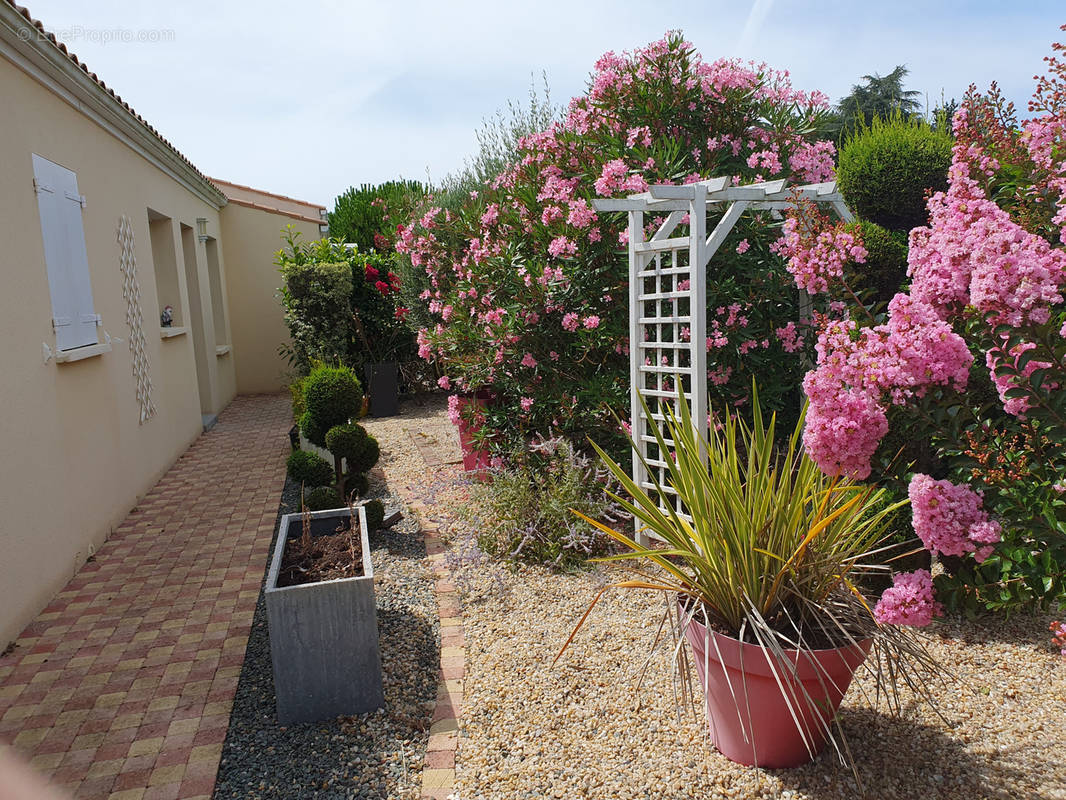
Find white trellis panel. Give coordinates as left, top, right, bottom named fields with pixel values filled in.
left=595, top=178, right=852, bottom=543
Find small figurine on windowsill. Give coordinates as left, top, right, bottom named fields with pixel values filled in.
left=161, top=305, right=173, bottom=327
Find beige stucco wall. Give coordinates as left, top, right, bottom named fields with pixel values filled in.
left=220, top=203, right=320, bottom=394
left=0, top=56, right=236, bottom=647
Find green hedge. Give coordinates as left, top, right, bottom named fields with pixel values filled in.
left=837, top=114, right=952, bottom=232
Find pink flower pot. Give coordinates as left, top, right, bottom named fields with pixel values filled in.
left=454, top=395, right=490, bottom=476
left=682, top=607, right=870, bottom=768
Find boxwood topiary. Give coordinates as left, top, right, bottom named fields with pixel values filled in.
left=837, top=113, right=952, bottom=232
left=844, top=220, right=909, bottom=304
left=362, top=499, right=385, bottom=531
left=303, top=486, right=341, bottom=511
left=304, top=365, right=362, bottom=435
left=340, top=472, right=369, bottom=500
left=286, top=450, right=335, bottom=488
left=325, top=423, right=380, bottom=475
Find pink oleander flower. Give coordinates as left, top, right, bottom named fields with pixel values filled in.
left=447, top=394, right=461, bottom=425
left=774, top=321, right=804, bottom=353
left=874, top=570, right=943, bottom=627
left=583, top=315, right=601, bottom=329
left=547, top=236, right=577, bottom=258
left=520, top=396, right=534, bottom=412
left=908, top=474, right=1002, bottom=561
left=438, top=375, right=451, bottom=390
left=561, top=313, right=580, bottom=332
left=521, top=352, right=537, bottom=368
left=735, top=239, right=750, bottom=254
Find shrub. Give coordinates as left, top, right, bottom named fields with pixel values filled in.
left=277, top=241, right=353, bottom=368
left=397, top=32, right=840, bottom=457
left=363, top=499, right=385, bottom=531
left=277, top=233, right=416, bottom=373
left=303, top=365, right=362, bottom=443
left=303, top=486, right=341, bottom=511
left=325, top=423, right=381, bottom=475
left=341, top=471, right=369, bottom=500
left=780, top=41, right=1066, bottom=612
left=328, top=180, right=426, bottom=253
left=468, top=438, right=623, bottom=569
left=287, top=450, right=335, bottom=488
left=845, top=220, right=909, bottom=304
left=837, top=113, right=952, bottom=232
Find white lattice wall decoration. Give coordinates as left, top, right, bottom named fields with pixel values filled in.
left=594, top=178, right=853, bottom=542
left=117, top=215, right=156, bottom=423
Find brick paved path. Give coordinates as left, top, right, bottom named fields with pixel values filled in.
left=0, top=394, right=291, bottom=800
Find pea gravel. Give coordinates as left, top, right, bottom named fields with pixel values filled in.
left=212, top=470, right=439, bottom=799
left=383, top=395, right=1066, bottom=800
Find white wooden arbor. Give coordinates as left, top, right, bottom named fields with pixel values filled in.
left=592, top=177, right=853, bottom=542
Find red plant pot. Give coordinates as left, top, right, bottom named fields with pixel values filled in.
left=682, top=608, right=871, bottom=768
left=454, top=394, right=491, bottom=475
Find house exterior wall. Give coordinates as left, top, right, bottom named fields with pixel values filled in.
left=219, top=203, right=320, bottom=394
left=0, top=47, right=236, bottom=646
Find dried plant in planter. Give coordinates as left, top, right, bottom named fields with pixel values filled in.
left=277, top=500, right=365, bottom=588
left=558, top=386, right=944, bottom=776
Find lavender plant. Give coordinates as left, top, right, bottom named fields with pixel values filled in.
left=468, top=437, right=625, bottom=569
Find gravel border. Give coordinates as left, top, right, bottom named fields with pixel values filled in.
left=392, top=396, right=1066, bottom=800
left=212, top=473, right=439, bottom=799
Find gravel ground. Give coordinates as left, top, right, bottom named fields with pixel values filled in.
left=390, top=395, right=1066, bottom=800
left=213, top=469, right=439, bottom=799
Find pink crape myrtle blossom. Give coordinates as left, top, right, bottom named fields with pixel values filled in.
left=984, top=341, right=1059, bottom=418
left=801, top=379, right=888, bottom=480
left=772, top=205, right=867, bottom=294
left=800, top=296, right=971, bottom=478
left=874, top=570, right=943, bottom=627
left=908, top=474, right=1002, bottom=561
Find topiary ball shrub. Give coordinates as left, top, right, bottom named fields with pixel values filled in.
left=286, top=450, right=335, bottom=488
left=298, top=411, right=327, bottom=449
left=362, top=499, right=385, bottom=531
left=303, top=365, right=363, bottom=446
left=303, top=486, right=341, bottom=511
left=340, top=472, right=370, bottom=500
left=845, top=220, right=909, bottom=303
left=837, top=114, right=952, bottom=232
left=326, top=423, right=381, bottom=475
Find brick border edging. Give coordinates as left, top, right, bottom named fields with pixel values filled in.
left=398, top=489, right=463, bottom=800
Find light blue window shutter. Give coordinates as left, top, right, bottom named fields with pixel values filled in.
left=32, top=154, right=98, bottom=351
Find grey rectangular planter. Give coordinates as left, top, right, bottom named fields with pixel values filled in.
left=265, top=505, right=384, bottom=725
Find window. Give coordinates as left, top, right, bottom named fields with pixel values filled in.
left=32, top=154, right=99, bottom=351
left=147, top=208, right=183, bottom=330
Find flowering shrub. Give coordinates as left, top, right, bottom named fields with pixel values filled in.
left=785, top=27, right=1066, bottom=612
left=396, top=32, right=837, bottom=456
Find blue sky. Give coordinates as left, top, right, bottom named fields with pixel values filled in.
left=21, top=0, right=1066, bottom=208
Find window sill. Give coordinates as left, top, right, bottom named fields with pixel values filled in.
left=160, top=326, right=187, bottom=339
left=215, top=344, right=231, bottom=356
left=55, top=341, right=112, bottom=364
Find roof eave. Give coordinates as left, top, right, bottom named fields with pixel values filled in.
left=0, top=3, right=227, bottom=209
